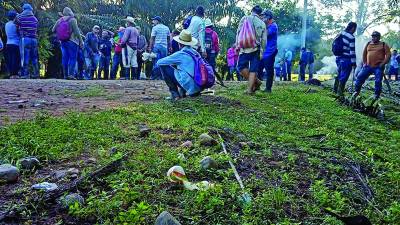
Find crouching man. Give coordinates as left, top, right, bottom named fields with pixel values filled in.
left=156, top=30, right=201, bottom=100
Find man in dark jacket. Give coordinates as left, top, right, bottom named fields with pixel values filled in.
left=299, top=47, right=307, bottom=81
left=84, top=25, right=101, bottom=79
left=98, top=30, right=114, bottom=79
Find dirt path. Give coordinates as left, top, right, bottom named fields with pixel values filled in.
left=0, top=79, right=169, bottom=126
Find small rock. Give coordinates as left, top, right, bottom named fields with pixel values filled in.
left=36, top=88, right=43, bottom=92
left=0, top=164, right=20, bottom=183
left=109, top=147, right=118, bottom=156
left=19, top=157, right=41, bottom=170
left=18, top=104, right=24, bottom=109
left=180, top=141, right=193, bottom=149
left=32, top=182, right=58, bottom=192
left=67, top=168, right=79, bottom=175
left=59, top=193, right=84, bottom=208
left=7, top=100, right=28, bottom=104
left=200, top=156, right=218, bottom=170
left=199, top=133, right=217, bottom=146
left=155, top=211, right=182, bottom=225
left=53, top=170, right=68, bottom=180
left=139, top=125, right=151, bottom=137
left=238, top=142, right=249, bottom=149
left=236, top=134, right=246, bottom=141
left=87, top=158, right=97, bottom=164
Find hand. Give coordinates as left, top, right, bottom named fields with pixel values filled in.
left=202, top=51, right=207, bottom=58
left=169, top=47, right=173, bottom=53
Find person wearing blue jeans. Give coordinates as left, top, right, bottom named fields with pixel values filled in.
left=334, top=22, right=357, bottom=96
left=354, top=66, right=384, bottom=97
left=21, top=37, right=40, bottom=78
left=111, top=53, right=122, bottom=79
left=353, top=31, right=391, bottom=100
left=15, top=4, right=39, bottom=79
left=60, top=41, right=79, bottom=79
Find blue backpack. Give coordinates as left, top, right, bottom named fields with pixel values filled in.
left=183, top=16, right=192, bottom=29
left=332, top=34, right=344, bottom=56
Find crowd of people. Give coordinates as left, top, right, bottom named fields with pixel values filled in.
left=1, top=3, right=399, bottom=100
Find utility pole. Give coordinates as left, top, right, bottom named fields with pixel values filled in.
left=301, top=0, right=308, bottom=48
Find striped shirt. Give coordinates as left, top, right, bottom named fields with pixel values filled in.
left=341, top=31, right=356, bottom=66
left=151, top=24, right=170, bottom=49
left=15, top=10, right=38, bottom=39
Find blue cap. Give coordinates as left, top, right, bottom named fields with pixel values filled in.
left=22, top=3, right=33, bottom=11
left=151, top=16, right=162, bottom=22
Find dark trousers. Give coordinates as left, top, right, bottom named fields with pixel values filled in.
left=98, top=55, right=111, bottom=79
left=137, top=51, right=144, bottom=78
left=388, top=66, right=399, bottom=80
left=76, top=49, right=85, bottom=79
left=160, top=66, right=185, bottom=99
left=260, top=51, right=277, bottom=91
left=299, top=63, right=307, bottom=81
left=286, top=60, right=292, bottom=81
left=5, top=44, right=21, bottom=77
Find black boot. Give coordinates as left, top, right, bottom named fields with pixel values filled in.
left=131, top=67, right=138, bottom=80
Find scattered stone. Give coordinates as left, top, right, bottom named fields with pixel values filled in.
left=32, top=182, right=58, bottom=192
left=199, top=133, right=217, bottom=146
left=238, top=142, right=249, bottom=149
left=19, top=157, right=41, bottom=170
left=142, top=96, right=153, bottom=100
left=0, top=164, right=20, bottom=183
left=53, top=168, right=79, bottom=180
left=109, top=147, right=118, bottom=156
left=18, top=104, right=24, bottom=109
left=36, top=88, right=43, bottom=92
left=58, top=193, right=85, bottom=208
left=87, top=158, right=97, bottom=164
left=236, top=133, right=246, bottom=141
left=139, top=125, right=151, bottom=137
left=155, top=211, right=182, bottom=225
left=180, top=141, right=193, bottom=149
left=200, top=156, right=218, bottom=170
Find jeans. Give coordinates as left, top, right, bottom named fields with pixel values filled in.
left=5, top=44, right=21, bottom=76
left=160, top=66, right=185, bottom=99
left=338, top=57, right=353, bottom=85
left=355, top=66, right=383, bottom=97
left=111, top=53, right=122, bottom=79
left=98, top=55, right=111, bottom=79
left=85, top=53, right=100, bottom=79
left=260, top=50, right=277, bottom=91
left=61, top=41, right=79, bottom=79
left=20, top=37, right=39, bottom=78
left=286, top=60, right=292, bottom=81
left=153, top=44, right=168, bottom=64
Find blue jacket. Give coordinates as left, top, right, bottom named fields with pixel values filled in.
left=156, top=46, right=201, bottom=95
left=99, top=38, right=112, bottom=57
left=263, top=22, right=278, bottom=59
left=84, top=32, right=99, bottom=56
left=300, top=50, right=308, bottom=65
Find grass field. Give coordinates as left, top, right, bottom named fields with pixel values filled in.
left=1, top=82, right=399, bottom=224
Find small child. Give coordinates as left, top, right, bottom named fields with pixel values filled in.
left=98, top=30, right=113, bottom=79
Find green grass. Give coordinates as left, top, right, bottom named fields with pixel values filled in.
left=0, top=83, right=399, bottom=224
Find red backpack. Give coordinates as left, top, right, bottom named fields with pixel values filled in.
left=237, top=16, right=257, bottom=49
left=56, top=17, right=73, bottom=41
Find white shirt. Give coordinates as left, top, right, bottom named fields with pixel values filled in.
left=187, top=16, right=205, bottom=52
